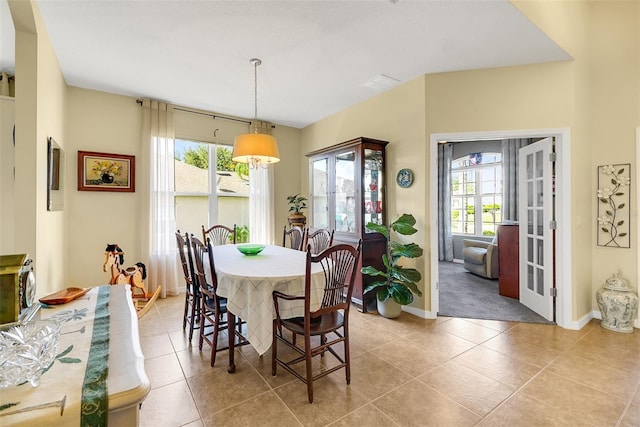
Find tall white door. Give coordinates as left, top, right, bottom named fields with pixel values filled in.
left=518, top=138, right=555, bottom=321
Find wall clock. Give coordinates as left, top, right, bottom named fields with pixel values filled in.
left=396, top=168, right=414, bottom=188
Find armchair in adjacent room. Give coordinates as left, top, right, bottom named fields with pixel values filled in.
left=462, top=237, right=499, bottom=279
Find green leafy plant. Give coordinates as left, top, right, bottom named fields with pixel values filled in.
left=287, top=194, right=307, bottom=214
left=235, top=225, right=250, bottom=243
left=361, top=213, right=423, bottom=305
left=235, top=163, right=249, bottom=181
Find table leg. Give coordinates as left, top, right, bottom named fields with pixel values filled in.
left=227, top=311, right=236, bottom=373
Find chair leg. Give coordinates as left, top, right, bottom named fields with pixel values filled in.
left=210, top=313, right=219, bottom=367
left=189, top=293, right=199, bottom=342
left=198, top=305, right=205, bottom=351
left=343, top=324, right=350, bottom=385
left=271, top=319, right=277, bottom=376
left=305, top=334, right=313, bottom=403
left=182, top=292, right=189, bottom=330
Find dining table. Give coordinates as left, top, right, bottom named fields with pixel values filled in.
left=210, top=244, right=326, bottom=373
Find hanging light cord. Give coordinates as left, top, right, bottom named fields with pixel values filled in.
left=250, top=58, right=261, bottom=133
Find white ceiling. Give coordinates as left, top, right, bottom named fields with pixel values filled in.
left=1, top=0, right=570, bottom=129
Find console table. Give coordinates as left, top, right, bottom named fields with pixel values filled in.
left=0, top=285, right=149, bottom=426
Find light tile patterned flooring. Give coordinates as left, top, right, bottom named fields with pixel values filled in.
left=138, top=295, right=640, bottom=426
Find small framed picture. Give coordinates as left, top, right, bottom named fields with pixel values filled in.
left=78, top=151, right=135, bottom=192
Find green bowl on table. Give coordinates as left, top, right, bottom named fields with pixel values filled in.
left=236, top=244, right=265, bottom=256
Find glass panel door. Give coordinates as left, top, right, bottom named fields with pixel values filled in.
left=335, top=150, right=356, bottom=233
left=311, top=158, right=329, bottom=229
left=518, top=138, right=554, bottom=321
left=364, top=148, right=384, bottom=227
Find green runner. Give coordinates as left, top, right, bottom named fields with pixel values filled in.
left=81, top=286, right=110, bottom=426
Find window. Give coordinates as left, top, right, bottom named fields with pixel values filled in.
left=174, top=139, right=250, bottom=239
left=451, top=152, right=502, bottom=236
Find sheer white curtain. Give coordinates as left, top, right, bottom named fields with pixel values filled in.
left=248, top=120, right=276, bottom=244
left=140, top=100, right=178, bottom=297
left=249, top=166, right=276, bottom=244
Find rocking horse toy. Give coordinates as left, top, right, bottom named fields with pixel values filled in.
left=103, top=243, right=161, bottom=318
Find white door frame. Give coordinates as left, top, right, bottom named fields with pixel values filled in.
left=429, top=128, right=573, bottom=329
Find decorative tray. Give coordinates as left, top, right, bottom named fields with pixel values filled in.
left=39, top=287, right=91, bottom=305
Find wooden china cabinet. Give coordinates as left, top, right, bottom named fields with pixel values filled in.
left=306, top=137, right=388, bottom=312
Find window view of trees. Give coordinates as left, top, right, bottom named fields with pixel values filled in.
left=451, top=152, right=502, bottom=236
left=178, top=143, right=249, bottom=180
left=174, top=139, right=250, bottom=239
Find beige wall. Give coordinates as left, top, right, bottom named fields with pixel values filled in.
left=0, top=97, right=15, bottom=253
left=586, top=1, right=639, bottom=307
left=272, top=124, right=304, bottom=236
left=10, top=0, right=67, bottom=296
left=64, top=87, right=142, bottom=287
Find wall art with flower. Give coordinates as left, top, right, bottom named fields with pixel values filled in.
left=597, top=163, right=630, bottom=248
left=78, top=151, right=135, bottom=192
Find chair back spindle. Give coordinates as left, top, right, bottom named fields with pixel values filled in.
left=283, top=225, right=306, bottom=251
left=306, top=229, right=334, bottom=255
left=202, top=224, right=236, bottom=246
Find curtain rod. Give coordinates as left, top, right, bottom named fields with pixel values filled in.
left=136, top=99, right=255, bottom=126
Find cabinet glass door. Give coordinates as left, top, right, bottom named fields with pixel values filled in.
left=335, top=150, right=356, bottom=233
left=364, top=148, right=384, bottom=228
left=311, top=158, right=329, bottom=229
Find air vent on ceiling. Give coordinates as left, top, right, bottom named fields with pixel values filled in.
left=361, top=74, right=401, bottom=91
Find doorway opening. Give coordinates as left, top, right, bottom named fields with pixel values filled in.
left=429, top=129, right=573, bottom=329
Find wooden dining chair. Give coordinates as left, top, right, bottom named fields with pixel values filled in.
left=305, top=228, right=334, bottom=255
left=202, top=224, right=236, bottom=246
left=176, top=230, right=200, bottom=342
left=271, top=241, right=362, bottom=403
left=191, top=236, right=249, bottom=367
left=282, top=225, right=306, bottom=251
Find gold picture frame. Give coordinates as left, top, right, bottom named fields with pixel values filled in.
left=78, top=151, right=135, bottom=192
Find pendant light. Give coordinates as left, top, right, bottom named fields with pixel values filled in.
left=232, top=58, right=280, bottom=168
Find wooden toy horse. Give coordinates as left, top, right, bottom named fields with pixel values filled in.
left=103, top=244, right=160, bottom=317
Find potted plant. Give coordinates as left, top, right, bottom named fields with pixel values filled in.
left=287, top=194, right=308, bottom=227
left=361, top=213, right=423, bottom=318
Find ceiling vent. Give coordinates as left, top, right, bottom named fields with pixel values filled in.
left=361, top=74, right=401, bottom=91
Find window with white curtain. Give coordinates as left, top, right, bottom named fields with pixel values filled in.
left=451, top=152, right=502, bottom=237
left=174, top=138, right=250, bottom=240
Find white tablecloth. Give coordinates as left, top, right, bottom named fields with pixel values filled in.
left=211, top=244, right=325, bottom=355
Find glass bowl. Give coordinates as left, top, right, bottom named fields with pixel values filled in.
left=236, top=244, right=266, bottom=256
left=0, top=320, right=61, bottom=388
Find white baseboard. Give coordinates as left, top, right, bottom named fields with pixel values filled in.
left=402, top=305, right=436, bottom=319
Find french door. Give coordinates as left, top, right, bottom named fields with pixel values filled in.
left=518, top=138, right=555, bottom=321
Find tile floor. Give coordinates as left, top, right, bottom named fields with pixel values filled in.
left=138, top=296, right=640, bottom=426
